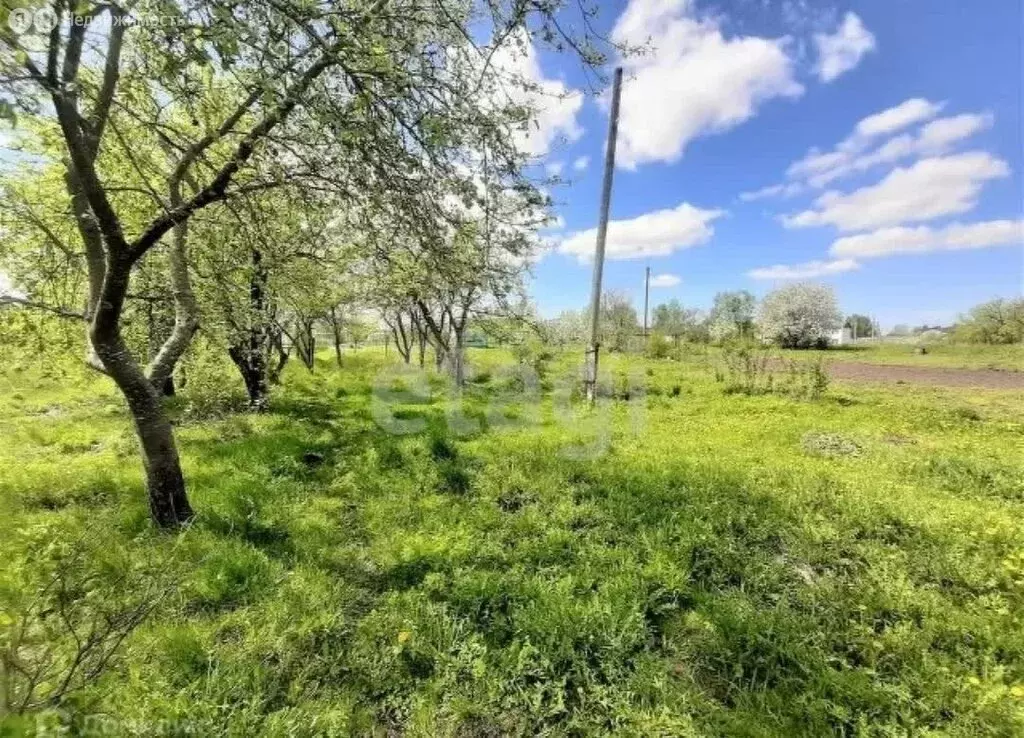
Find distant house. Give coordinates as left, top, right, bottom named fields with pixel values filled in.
left=828, top=327, right=854, bottom=346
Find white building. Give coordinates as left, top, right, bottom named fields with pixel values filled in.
left=828, top=327, right=854, bottom=346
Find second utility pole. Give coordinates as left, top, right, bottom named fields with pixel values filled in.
left=643, top=266, right=650, bottom=339
left=584, top=67, right=623, bottom=404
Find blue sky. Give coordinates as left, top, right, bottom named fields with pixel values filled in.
left=526, top=0, right=1023, bottom=328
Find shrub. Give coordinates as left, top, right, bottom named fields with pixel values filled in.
left=645, top=334, right=674, bottom=360
left=782, top=358, right=830, bottom=400
left=0, top=532, right=175, bottom=715
left=511, top=339, right=553, bottom=381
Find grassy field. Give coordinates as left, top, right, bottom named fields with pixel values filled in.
left=781, top=341, right=1024, bottom=371
left=1, top=347, right=1022, bottom=735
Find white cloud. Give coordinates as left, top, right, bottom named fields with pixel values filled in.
left=830, top=219, right=1024, bottom=259
left=782, top=98, right=946, bottom=187
left=739, top=182, right=803, bottom=202
left=813, top=12, right=876, bottom=82
left=918, top=113, right=993, bottom=150
left=484, top=30, right=584, bottom=158
left=546, top=160, right=564, bottom=177
left=610, top=0, right=803, bottom=169
left=748, top=258, right=860, bottom=280
left=787, top=149, right=850, bottom=180
left=805, top=112, right=993, bottom=187
left=649, top=273, right=681, bottom=287
left=558, top=201, right=725, bottom=261
left=572, top=155, right=589, bottom=172
left=854, top=98, right=944, bottom=139
left=781, top=152, right=1010, bottom=231
left=739, top=101, right=988, bottom=202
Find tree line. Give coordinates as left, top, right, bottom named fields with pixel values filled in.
left=545, top=283, right=846, bottom=351
left=542, top=287, right=1023, bottom=352
left=0, top=0, right=617, bottom=528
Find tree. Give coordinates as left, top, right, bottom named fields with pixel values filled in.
left=382, top=302, right=427, bottom=365
left=708, top=290, right=756, bottom=343
left=363, top=157, right=545, bottom=387
left=545, top=310, right=587, bottom=346
left=193, top=188, right=346, bottom=406
left=653, top=299, right=706, bottom=343
left=844, top=314, right=873, bottom=339
left=598, top=291, right=638, bottom=353
left=758, top=283, right=842, bottom=349
left=952, top=298, right=1024, bottom=344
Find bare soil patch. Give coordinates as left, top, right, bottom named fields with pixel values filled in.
left=823, top=361, right=1024, bottom=390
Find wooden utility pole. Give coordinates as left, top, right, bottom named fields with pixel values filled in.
left=584, top=67, right=623, bottom=403
left=643, top=266, right=650, bottom=339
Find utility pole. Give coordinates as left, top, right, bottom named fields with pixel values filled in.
left=584, top=67, right=623, bottom=403
left=643, top=266, right=650, bottom=339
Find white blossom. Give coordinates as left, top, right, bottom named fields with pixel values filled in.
left=757, top=283, right=843, bottom=348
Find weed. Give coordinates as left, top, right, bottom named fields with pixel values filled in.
left=718, top=340, right=775, bottom=395
left=801, top=431, right=862, bottom=457
left=951, top=406, right=983, bottom=422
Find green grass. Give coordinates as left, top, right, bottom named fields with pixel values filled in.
left=779, top=341, right=1024, bottom=371
left=1, top=348, right=1022, bottom=735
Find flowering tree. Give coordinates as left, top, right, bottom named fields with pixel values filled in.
left=758, top=283, right=842, bottom=349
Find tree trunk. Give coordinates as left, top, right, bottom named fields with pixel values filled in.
left=65, top=168, right=108, bottom=373
left=414, top=317, right=427, bottom=368
left=450, top=324, right=466, bottom=387
left=228, top=344, right=269, bottom=410
left=268, top=326, right=290, bottom=384
left=91, top=261, right=193, bottom=529
left=293, top=320, right=316, bottom=370
left=143, top=293, right=177, bottom=397
left=415, top=299, right=452, bottom=374
left=145, top=189, right=200, bottom=391
left=226, top=249, right=273, bottom=408
left=330, top=307, right=343, bottom=367
left=386, top=312, right=413, bottom=364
